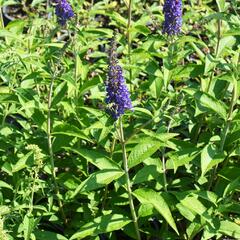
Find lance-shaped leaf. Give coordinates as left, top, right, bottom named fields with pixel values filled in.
left=70, top=214, right=131, bottom=239
left=71, top=169, right=124, bottom=198
left=201, top=144, right=225, bottom=176
left=65, top=147, right=121, bottom=170
left=128, top=141, right=162, bottom=168
left=194, top=91, right=227, bottom=120
left=133, top=188, right=178, bottom=234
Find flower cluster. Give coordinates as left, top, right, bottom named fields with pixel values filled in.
left=105, top=35, right=132, bottom=120
left=55, top=0, right=74, bottom=25
left=0, top=217, right=7, bottom=240
left=26, top=144, right=44, bottom=169
left=162, top=0, right=182, bottom=35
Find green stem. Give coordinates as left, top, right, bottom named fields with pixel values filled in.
left=194, top=18, right=222, bottom=143
left=119, top=117, right=141, bottom=240
left=208, top=84, right=236, bottom=190
left=161, top=94, right=182, bottom=191
left=127, top=0, right=133, bottom=92
left=219, top=87, right=236, bottom=151
left=102, top=138, right=116, bottom=210
left=161, top=150, right=168, bottom=191
left=47, top=0, right=51, bottom=19
left=47, top=76, right=67, bottom=224
left=0, top=7, right=4, bottom=29
left=1, top=104, right=9, bottom=126
left=29, top=170, right=37, bottom=215
left=206, top=18, right=221, bottom=92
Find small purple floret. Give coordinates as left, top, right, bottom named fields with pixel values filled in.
left=105, top=36, right=132, bottom=120
left=55, top=0, right=74, bottom=25
left=162, top=0, right=182, bottom=35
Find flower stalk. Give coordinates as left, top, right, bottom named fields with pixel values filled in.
left=46, top=42, right=71, bottom=224
left=206, top=18, right=221, bottom=92
left=119, top=117, right=141, bottom=240
left=127, top=0, right=133, bottom=91
left=0, top=7, right=4, bottom=29
left=208, top=83, right=237, bottom=190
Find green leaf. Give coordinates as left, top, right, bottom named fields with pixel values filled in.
left=204, top=54, right=217, bottom=75
left=0, top=205, right=10, bottom=215
left=53, top=124, right=93, bottom=142
left=218, top=203, right=240, bottom=215
left=186, top=222, right=203, bottom=240
left=34, top=230, right=68, bottom=240
left=217, top=36, right=236, bottom=57
left=225, top=129, right=240, bottom=146
left=218, top=220, right=240, bottom=238
left=79, top=76, right=101, bottom=96
left=194, top=91, right=227, bottom=119
left=23, top=214, right=35, bottom=240
left=128, top=141, right=162, bottom=168
left=75, top=54, right=89, bottom=81
left=141, top=130, right=178, bottom=142
left=194, top=191, right=218, bottom=205
left=70, top=214, right=131, bottom=239
left=176, top=203, right=196, bottom=222
left=71, top=169, right=124, bottom=198
left=216, top=0, right=226, bottom=12
left=201, top=144, right=225, bottom=176
left=175, top=192, right=206, bottom=215
left=31, top=0, right=45, bottom=7
left=223, top=176, right=240, bottom=197
left=1, top=0, right=18, bottom=6
left=0, top=93, right=18, bottom=103
left=174, top=192, right=212, bottom=225
left=138, top=203, right=156, bottom=218
left=166, top=148, right=199, bottom=173
left=65, top=147, right=121, bottom=170
left=173, top=64, right=204, bottom=80
left=133, top=25, right=151, bottom=36
left=52, top=82, right=68, bottom=106
left=133, top=188, right=179, bottom=234
left=133, top=165, right=163, bottom=185
left=189, top=42, right=205, bottom=61
left=149, top=76, right=163, bottom=99
left=12, top=152, right=33, bottom=172
left=133, top=107, right=153, bottom=119
left=0, top=180, right=13, bottom=190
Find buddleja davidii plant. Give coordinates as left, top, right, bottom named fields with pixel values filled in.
left=190, top=0, right=239, bottom=186
left=211, top=51, right=239, bottom=193
left=109, top=0, right=183, bottom=238
left=104, top=32, right=141, bottom=239
left=40, top=0, right=76, bottom=226
left=183, top=4, right=240, bottom=239
left=68, top=31, right=138, bottom=240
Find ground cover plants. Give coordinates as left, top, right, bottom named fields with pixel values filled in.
left=0, top=0, right=240, bottom=239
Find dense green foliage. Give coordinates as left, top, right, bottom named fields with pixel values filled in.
left=0, top=0, right=240, bottom=239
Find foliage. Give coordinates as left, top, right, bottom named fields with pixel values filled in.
left=0, top=0, right=239, bottom=239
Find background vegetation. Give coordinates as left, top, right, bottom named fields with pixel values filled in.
left=0, top=0, right=239, bottom=239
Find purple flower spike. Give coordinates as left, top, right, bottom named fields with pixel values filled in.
left=55, top=0, right=74, bottom=25
left=105, top=35, right=133, bottom=120
left=162, top=0, right=182, bottom=35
